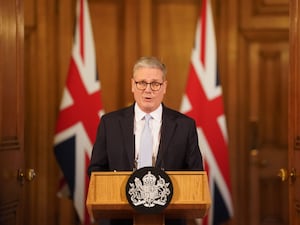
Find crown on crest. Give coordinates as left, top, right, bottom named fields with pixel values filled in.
left=142, top=171, right=157, bottom=185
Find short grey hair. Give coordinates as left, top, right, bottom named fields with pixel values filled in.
left=133, top=56, right=167, bottom=80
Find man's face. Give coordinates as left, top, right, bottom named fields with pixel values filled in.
left=131, top=67, right=167, bottom=113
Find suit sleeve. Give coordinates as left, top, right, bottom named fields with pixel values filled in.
left=87, top=117, right=109, bottom=176
left=187, top=119, right=204, bottom=170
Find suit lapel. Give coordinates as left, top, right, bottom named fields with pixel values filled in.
left=156, top=107, right=177, bottom=167
left=119, top=105, right=135, bottom=169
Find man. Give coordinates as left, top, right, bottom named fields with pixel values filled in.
left=88, top=56, right=203, bottom=225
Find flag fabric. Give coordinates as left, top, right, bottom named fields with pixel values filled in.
left=180, top=0, right=234, bottom=224
left=54, top=0, right=103, bottom=224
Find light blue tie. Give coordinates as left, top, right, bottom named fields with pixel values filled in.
left=139, top=114, right=153, bottom=168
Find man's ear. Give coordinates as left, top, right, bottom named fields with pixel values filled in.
left=163, top=81, right=168, bottom=94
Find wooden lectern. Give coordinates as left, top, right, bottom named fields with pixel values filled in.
left=86, top=171, right=211, bottom=225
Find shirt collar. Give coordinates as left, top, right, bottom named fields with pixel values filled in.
left=134, top=103, right=162, bottom=122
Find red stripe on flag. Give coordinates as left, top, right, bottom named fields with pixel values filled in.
left=185, top=64, right=231, bottom=187
left=79, top=0, right=84, bottom=62
left=200, top=0, right=207, bottom=66
left=55, top=58, right=102, bottom=142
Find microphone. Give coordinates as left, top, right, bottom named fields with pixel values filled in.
left=133, top=134, right=137, bottom=171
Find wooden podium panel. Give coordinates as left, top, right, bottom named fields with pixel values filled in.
left=86, top=171, right=211, bottom=221
left=87, top=172, right=133, bottom=219
left=166, top=171, right=211, bottom=218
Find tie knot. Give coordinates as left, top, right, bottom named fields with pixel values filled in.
left=144, top=114, right=151, bottom=123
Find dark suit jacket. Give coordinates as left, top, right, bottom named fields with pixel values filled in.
left=88, top=103, right=203, bottom=225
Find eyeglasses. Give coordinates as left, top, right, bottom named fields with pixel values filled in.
left=135, top=81, right=164, bottom=91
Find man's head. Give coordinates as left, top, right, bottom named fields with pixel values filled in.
left=131, top=57, right=167, bottom=113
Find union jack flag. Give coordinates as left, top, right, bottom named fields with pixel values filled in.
left=54, top=0, right=103, bottom=224
left=180, top=0, right=234, bottom=224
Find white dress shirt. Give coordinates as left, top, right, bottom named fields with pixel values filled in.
left=134, top=104, right=162, bottom=165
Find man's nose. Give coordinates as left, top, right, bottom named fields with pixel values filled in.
left=144, top=83, right=152, bottom=91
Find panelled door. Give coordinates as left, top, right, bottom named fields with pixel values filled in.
left=0, top=0, right=26, bottom=225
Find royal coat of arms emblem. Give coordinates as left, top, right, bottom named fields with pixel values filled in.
left=125, top=167, right=173, bottom=214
